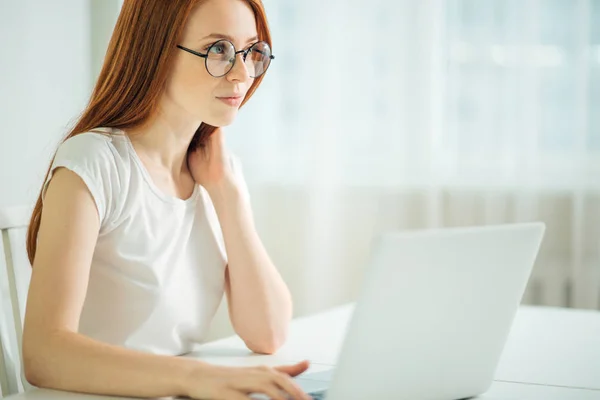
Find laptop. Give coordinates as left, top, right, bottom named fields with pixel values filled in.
left=293, top=222, right=546, bottom=399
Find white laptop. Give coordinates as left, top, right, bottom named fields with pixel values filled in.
left=294, top=222, right=546, bottom=399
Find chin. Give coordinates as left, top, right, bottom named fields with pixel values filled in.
left=204, top=111, right=238, bottom=127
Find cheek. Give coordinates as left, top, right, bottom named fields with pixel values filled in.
left=167, top=60, right=216, bottom=110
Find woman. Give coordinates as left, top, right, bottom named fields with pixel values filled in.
left=22, top=0, right=312, bottom=399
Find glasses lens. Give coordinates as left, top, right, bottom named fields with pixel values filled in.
left=205, top=40, right=236, bottom=77
left=246, top=42, right=272, bottom=78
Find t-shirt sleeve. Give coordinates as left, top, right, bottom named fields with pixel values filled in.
left=42, top=133, right=121, bottom=227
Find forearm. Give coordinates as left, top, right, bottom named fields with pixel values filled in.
left=23, top=329, right=202, bottom=398
left=209, top=181, right=293, bottom=352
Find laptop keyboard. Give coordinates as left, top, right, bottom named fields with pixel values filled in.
left=309, top=390, right=327, bottom=400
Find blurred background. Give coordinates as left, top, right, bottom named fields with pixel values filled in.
left=0, top=0, right=599, bottom=340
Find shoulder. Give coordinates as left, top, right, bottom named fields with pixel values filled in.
left=45, top=128, right=132, bottom=226
left=53, top=128, right=135, bottom=184
left=55, top=128, right=128, bottom=165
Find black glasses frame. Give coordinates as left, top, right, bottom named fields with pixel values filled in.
left=176, top=39, right=275, bottom=78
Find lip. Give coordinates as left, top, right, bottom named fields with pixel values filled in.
left=216, top=95, right=243, bottom=107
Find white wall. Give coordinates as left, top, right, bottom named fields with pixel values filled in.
left=0, top=0, right=120, bottom=209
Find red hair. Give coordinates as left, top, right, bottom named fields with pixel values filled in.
left=26, top=0, right=272, bottom=265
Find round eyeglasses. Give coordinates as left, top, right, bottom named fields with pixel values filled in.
left=176, top=39, right=275, bottom=78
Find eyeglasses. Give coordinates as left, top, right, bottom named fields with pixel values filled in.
left=176, top=39, right=275, bottom=78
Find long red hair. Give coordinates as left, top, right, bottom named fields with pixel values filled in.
left=26, top=0, right=272, bottom=265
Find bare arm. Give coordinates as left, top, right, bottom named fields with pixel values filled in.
left=207, top=180, right=293, bottom=355
left=22, top=168, right=202, bottom=398
left=23, top=166, right=310, bottom=400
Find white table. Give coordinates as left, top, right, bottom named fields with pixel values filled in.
left=6, top=303, right=600, bottom=399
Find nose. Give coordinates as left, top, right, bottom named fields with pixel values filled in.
left=227, top=52, right=251, bottom=82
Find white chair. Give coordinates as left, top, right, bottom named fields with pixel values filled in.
left=0, top=205, right=34, bottom=396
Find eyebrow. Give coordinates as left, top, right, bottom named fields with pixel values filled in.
left=199, top=33, right=259, bottom=45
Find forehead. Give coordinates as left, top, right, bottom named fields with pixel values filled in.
left=183, top=0, right=258, bottom=44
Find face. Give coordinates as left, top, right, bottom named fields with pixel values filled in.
left=164, top=0, right=260, bottom=127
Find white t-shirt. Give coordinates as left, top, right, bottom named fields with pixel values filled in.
left=41, top=127, right=248, bottom=356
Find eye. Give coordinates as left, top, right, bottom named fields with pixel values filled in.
left=209, top=43, right=225, bottom=54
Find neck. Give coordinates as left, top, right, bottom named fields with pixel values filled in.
left=126, top=105, right=201, bottom=177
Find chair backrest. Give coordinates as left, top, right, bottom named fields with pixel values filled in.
left=0, top=205, right=34, bottom=396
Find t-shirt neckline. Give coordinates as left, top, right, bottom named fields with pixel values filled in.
left=97, top=126, right=200, bottom=207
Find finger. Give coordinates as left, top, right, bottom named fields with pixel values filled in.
left=212, top=127, right=225, bottom=139
left=273, top=373, right=312, bottom=400
left=273, top=360, right=310, bottom=377
left=234, top=370, right=288, bottom=400
left=207, top=129, right=227, bottom=160
left=218, top=389, right=251, bottom=400
left=252, top=382, right=290, bottom=400
left=209, top=127, right=225, bottom=147
left=273, top=360, right=310, bottom=374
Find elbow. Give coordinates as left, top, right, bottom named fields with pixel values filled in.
left=23, top=358, right=43, bottom=388
left=244, top=329, right=288, bottom=355
left=22, top=330, right=56, bottom=388
left=23, top=342, right=45, bottom=387
left=236, top=302, right=293, bottom=355
left=246, top=341, right=280, bottom=355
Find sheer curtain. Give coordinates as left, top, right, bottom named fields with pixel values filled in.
left=20, top=0, right=598, bottom=340
left=214, top=0, right=600, bottom=337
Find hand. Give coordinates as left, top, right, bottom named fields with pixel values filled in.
left=187, top=127, right=236, bottom=192
left=184, top=360, right=312, bottom=400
